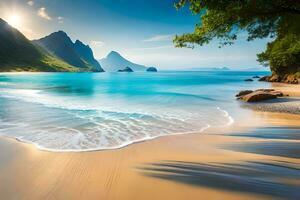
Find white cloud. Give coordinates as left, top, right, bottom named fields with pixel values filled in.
left=27, top=1, right=34, bottom=6
left=57, top=16, right=64, bottom=23
left=143, top=34, right=174, bottom=42
left=90, top=40, right=105, bottom=47
left=38, top=7, right=52, bottom=20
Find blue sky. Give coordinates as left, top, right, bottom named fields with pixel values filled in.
left=0, top=0, right=271, bottom=70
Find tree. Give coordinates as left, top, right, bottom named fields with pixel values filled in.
left=174, top=0, right=300, bottom=79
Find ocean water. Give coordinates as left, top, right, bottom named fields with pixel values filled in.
left=0, top=71, right=270, bottom=152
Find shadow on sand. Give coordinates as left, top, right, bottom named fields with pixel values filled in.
left=139, top=160, right=300, bottom=199
left=224, top=126, right=300, bottom=159
left=139, top=127, right=300, bottom=199
left=227, top=127, right=300, bottom=140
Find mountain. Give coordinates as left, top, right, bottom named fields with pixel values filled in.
left=34, top=31, right=104, bottom=72
left=99, top=51, right=147, bottom=72
left=0, top=18, right=79, bottom=72
left=73, top=40, right=103, bottom=72
left=0, top=18, right=103, bottom=72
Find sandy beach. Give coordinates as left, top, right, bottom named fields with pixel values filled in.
left=1, top=83, right=300, bottom=200
left=1, top=0, right=299, bottom=198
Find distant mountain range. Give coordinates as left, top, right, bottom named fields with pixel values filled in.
left=0, top=18, right=104, bottom=72
left=99, top=51, right=147, bottom=72
left=0, top=17, right=156, bottom=73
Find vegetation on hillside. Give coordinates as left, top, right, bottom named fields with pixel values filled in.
left=174, top=0, right=300, bottom=82
left=0, top=18, right=99, bottom=72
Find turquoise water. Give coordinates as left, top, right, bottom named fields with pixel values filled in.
left=0, top=71, right=270, bottom=151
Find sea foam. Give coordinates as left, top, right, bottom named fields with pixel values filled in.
left=0, top=89, right=233, bottom=152
left=0, top=72, right=240, bottom=152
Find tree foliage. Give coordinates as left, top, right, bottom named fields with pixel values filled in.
left=174, top=0, right=300, bottom=75
left=257, top=15, right=300, bottom=74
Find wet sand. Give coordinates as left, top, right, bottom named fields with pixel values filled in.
left=1, top=84, right=300, bottom=200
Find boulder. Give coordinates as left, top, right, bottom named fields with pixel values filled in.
left=241, top=91, right=277, bottom=102
left=258, top=74, right=299, bottom=84
left=258, top=76, right=269, bottom=81
left=253, top=75, right=260, bottom=78
left=146, top=67, right=158, bottom=72
left=256, top=89, right=275, bottom=92
left=268, top=74, right=280, bottom=82
left=236, top=89, right=284, bottom=102
left=235, top=90, right=253, bottom=97
left=269, top=91, right=284, bottom=97
left=118, top=67, right=133, bottom=72
left=244, top=79, right=254, bottom=82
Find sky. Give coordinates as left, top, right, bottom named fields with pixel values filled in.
left=0, top=0, right=271, bottom=70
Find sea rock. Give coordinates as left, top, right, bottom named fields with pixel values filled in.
left=258, top=74, right=281, bottom=82
left=235, top=90, right=253, bottom=97
left=146, top=67, right=158, bottom=72
left=268, top=74, right=281, bottom=82
left=259, top=74, right=299, bottom=84
left=256, top=89, right=275, bottom=92
left=244, top=79, right=254, bottom=82
left=241, top=91, right=277, bottom=102
left=117, top=66, right=133, bottom=72
left=236, top=89, right=284, bottom=102
left=253, top=75, right=260, bottom=78
left=258, top=76, right=269, bottom=81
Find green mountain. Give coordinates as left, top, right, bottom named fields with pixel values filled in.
left=33, top=31, right=104, bottom=72
left=0, top=18, right=80, bottom=72
left=0, top=18, right=104, bottom=72
left=74, top=40, right=103, bottom=72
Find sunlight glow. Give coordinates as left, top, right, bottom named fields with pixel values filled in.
left=7, top=14, right=22, bottom=29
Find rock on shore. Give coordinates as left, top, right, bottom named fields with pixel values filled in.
left=259, top=74, right=300, bottom=84
left=236, top=89, right=284, bottom=102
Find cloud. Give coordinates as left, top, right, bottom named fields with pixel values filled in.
left=90, top=40, right=105, bottom=47
left=27, top=1, right=34, bottom=6
left=57, top=16, right=64, bottom=23
left=143, top=34, right=174, bottom=42
left=38, top=7, right=52, bottom=20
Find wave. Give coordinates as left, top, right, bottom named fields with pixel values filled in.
left=0, top=88, right=234, bottom=152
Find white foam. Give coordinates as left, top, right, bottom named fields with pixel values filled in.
left=217, top=107, right=235, bottom=126
left=0, top=88, right=235, bottom=152
left=14, top=124, right=213, bottom=152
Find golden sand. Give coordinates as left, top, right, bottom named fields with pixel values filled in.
left=0, top=84, right=300, bottom=200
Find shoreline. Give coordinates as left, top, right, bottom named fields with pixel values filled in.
left=0, top=82, right=300, bottom=199
left=1, top=106, right=235, bottom=153
left=1, top=111, right=300, bottom=199
left=12, top=124, right=213, bottom=153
